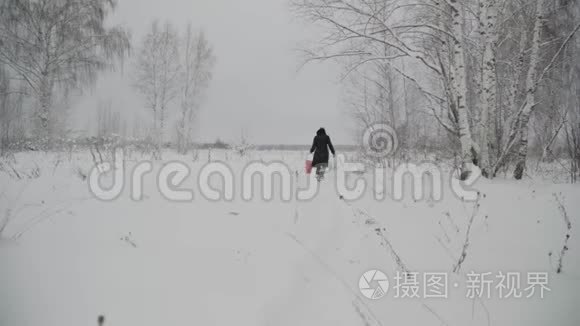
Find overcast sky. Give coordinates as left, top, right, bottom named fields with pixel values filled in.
left=73, top=0, right=356, bottom=145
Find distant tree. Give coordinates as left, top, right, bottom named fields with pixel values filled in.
left=213, top=138, right=229, bottom=149
left=96, top=99, right=121, bottom=138
left=176, top=26, right=215, bottom=154
left=0, top=0, right=130, bottom=138
left=133, top=21, right=181, bottom=154
left=0, top=64, right=25, bottom=153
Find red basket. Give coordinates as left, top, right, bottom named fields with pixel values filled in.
left=305, top=158, right=313, bottom=174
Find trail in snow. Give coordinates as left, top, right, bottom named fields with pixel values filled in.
left=1, top=151, right=579, bottom=325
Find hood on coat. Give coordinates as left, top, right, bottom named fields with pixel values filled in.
left=316, top=128, right=326, bottom=136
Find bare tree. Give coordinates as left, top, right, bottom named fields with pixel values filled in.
left=133, top=21, right=181, bottom=155
left=0, top=64, right=25, bottom=154
left=292, top=0, right=479, bottom=178
left=96, top=99, right=121, bottom=139
left=176, top=26, right=215, bottom=154
left=556, top=0, right=580, bottom=182
left=0, top=0, right=130, bottom=139
left=293, top=0, right=580, bottom=181
left=493, top=0, right=580, bottom=179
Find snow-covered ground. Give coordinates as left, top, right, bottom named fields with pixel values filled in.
left=1, top=149, right=579, bottom=326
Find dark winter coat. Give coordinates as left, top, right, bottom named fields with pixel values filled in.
left=310, top=128, right=335, bottom=166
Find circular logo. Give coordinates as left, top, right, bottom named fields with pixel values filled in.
left=362, top=123, right=398, bottom=159
left=359, top=269, right=389, bottom=300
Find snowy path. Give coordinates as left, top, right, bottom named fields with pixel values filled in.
left=1, top=151, right=580, bottom=325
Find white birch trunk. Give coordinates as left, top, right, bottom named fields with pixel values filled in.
left=507, top=26, right=529, bottom=115
left=480, top=0, right=499, bottom=177
left=449, top=0, right=476, bottom=179
left=38, top=73, right=53, bottom=137
left=513, top=0, right=545, bottom=179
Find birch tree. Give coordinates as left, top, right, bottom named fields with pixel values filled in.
left=292, top=0, right=479, bottom=178
left=0, top=0, right=130, bottom=138
left=447, top=0, right=478, bottom=178
left=478, top=0, right=499, bottom=176
left=494, top=0, right=580, bottom=179
left=176, top=27, right=215, bottom=154
left=559, top=0, right=580, bottom=182
left=293, top=0, right=580, bottom=181
left=133, top=21, right=181, bottom=152
left=0, top=64, right=25, bottom=153
left=509, top=0, right=547, bottom=179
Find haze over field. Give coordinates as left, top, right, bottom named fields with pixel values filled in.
left=0, top=0, right=579, bottom=325
left=73, top=0, right=351, bottom=145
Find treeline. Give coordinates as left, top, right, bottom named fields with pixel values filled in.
left=0, top=0, right=215, bottom=158
left=0, top=0, right=130, bottom=146
left=1, top=136, right=357, bottom=153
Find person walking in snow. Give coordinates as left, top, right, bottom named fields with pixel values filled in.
left=310, top=127, right=335, bottom=181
